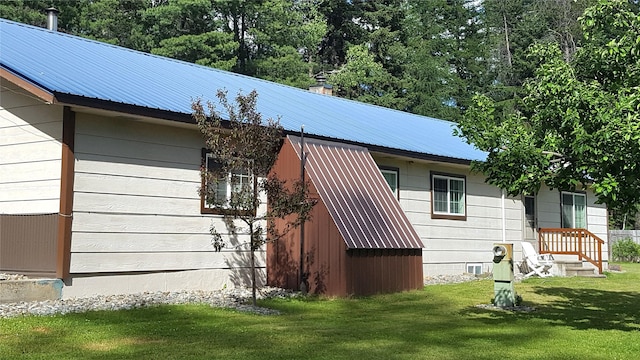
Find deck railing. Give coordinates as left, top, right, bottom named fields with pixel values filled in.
left=538, top=228, right=604, bottom=274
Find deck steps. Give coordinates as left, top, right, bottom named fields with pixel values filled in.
left=553, top=260, right=604, bottom=277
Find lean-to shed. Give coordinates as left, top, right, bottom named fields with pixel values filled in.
left=268, top=136, right=423, bottom=296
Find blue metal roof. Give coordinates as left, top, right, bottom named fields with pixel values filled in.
left=0, top=19, right=486, bottom=162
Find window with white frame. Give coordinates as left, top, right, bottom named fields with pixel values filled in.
left=466, top=263, right=482, bottom=275
left=561, top=192, right=586, bottom=228
left=202, top=152, right=253, bottom=214
left=380, top=167, right=399, bottom=199
left=431, top=173, right=466, bottom=219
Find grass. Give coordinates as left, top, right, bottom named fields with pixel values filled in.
left=1, top=263, right=639, bottom=360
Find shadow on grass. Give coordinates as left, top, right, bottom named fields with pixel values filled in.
left=5, top=279, right=639, bottom=359
left=462, top=286, right=640, bottom=332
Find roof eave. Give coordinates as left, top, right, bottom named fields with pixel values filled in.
left=0, top=67, right=56, bottom=104
left=0, top=75, right=478, bottom=166
left=53, top=93, right=194, bottom=124
left=283, top=129, right=476, bottom=166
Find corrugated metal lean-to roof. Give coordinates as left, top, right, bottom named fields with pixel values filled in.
left=0, top=18, right=487, bottom=163
left=288, top=135, right=422, bottom=249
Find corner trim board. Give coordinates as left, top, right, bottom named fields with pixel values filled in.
left=56, top=107, right=75, bottom=280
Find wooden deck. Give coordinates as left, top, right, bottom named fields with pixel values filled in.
left=538, top=228, right=604, bottom=274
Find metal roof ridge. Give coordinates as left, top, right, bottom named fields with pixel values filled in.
left=0, top=18, right=460, bottom=127
left=0, top=18, right=318, bottom=101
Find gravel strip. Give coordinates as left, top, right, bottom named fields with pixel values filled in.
left=423, top=274, right=484, bottom=285
left=1, top=273, right=513, bottom=318
left=0, top=282, right=299, bottom=318
left=424, top=273, right=525, bottom=285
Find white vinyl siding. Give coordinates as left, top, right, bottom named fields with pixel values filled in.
left=371, top=157, right=524, bottom=276
left=69, top=113, right=266, bottom=296
left=0, top=81, right=62, bottom=214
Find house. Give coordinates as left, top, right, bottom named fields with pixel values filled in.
left=0, top=19, right=608, bottom=298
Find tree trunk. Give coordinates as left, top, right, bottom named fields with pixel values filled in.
left=503, top=12, right=512, bottom=68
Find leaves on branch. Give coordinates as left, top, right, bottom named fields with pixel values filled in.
left=457, top=0, right=640, bottom=215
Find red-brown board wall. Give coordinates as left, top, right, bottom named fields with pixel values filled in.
left=267, top=137, right=423, bottom=297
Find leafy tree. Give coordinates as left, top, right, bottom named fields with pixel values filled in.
left=0, top=0, right=151, bottom=49
left=192, top=90, right=316, bottom=305
left=140, top=0, right=225, bottom=55
left=329, top=44, right=407, bottom=109
left=324, top=1, right=419, bottom=111
left=359, top=0, right=408, bottom=79
left=403, top=0, right=491, bottom=121
left=0, top=0, right=51, bottom=27
left=318, top=0, right=367, bottom=68
left=483, top=0, right=594, bottom=116
left=250, top=0, right=327, bottom=88
left=71, top=0, right=149, bottom=49
left=457, top=0, right=640, bottom=219
left=151, top=31, right=238, bottom=70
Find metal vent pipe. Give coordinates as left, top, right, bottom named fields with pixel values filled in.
left=45, top=7, right=59, bottom=31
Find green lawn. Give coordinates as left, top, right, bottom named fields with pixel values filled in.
left=1, top=264, right=639, bottom=360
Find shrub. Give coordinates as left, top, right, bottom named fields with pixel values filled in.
left=612, top=238, right=640, bottom=262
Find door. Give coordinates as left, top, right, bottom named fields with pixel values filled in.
left=523, top=196, right=537, bottom=242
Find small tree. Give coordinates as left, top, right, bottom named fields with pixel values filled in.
left=192, top=89, right=316, bottom=306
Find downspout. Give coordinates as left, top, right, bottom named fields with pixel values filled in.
left=501, top=190, right=506, bottom=242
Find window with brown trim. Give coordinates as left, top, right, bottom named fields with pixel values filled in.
left=431, top=172, right=466, bottom=220
left=201, top=150, right=254, bottom=215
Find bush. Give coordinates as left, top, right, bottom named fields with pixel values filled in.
left=612, top=238, right=640, bottom=262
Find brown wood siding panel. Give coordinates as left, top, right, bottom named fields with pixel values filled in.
left=288, top=136, right=422, bottom=250
left=347, top=249, right=423, bottom=296
left=268, top=138, right=349, bottom=296
left=267, top=138, right=302, bottom=289
left=0, top=214, right=58, bottom=277
left=268, top=138, right=423, bottom=297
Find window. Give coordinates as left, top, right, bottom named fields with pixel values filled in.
left=466, top=263, right=482, bottom=275
left=380, top=166, right=399, bottom=199
left=561, top=192, right=586, bottom=228
left=431, top=173, right=466, bottom=219
left=201, top=151, right=253, bottom=214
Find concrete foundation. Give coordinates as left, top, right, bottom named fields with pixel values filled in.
left=0, top=279, right=63, bottom=303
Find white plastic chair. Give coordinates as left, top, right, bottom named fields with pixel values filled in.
left=521, top=242, right=554, bottom=278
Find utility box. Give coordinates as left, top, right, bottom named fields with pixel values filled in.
left=492, top=243, right=515, bottom=307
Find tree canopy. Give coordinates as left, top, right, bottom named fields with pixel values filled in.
left=6, top=1, right=638, bottom=224
left=457, top=0, right=640, bottom=217
left=1, top=0, right=581, bottom=122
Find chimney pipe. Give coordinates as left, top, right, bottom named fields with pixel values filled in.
left=45, top=7, right=59, bottom=31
